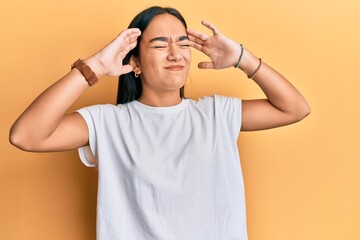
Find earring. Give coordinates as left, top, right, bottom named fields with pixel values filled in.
left=135, top=73, right=139, bottom=78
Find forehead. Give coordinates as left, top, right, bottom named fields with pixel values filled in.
left=142, top=14, right=187, bottom=41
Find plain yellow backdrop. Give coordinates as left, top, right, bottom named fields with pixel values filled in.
left=1, top=0, right=359, bottom=239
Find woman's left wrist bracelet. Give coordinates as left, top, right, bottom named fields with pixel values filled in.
left=247, top=58, right=262, bottom=79
left=71, top=59, right=99, bottom=86
left=234, top=44, right=244, bottom=68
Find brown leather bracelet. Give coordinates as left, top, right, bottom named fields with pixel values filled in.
left=71, top=59, right=98, bottom=86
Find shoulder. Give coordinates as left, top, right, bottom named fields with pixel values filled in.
left=76, top=103, right=135, bottom=126
left=77, top=102, right=133, bottom=115
left=192, top=95, right=241, bottom=108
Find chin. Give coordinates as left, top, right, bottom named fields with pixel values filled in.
left=165, top=78, right=186, bottom=88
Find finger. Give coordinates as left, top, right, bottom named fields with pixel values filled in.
left=119, top=40, right=138, bottom=59
left=127, top=29, right=142, bottom=41
left=125, top=34, right=141, bottom=46
left=120, top=64, right=134, bottom=74
left=201, top=20, right=219, bottom=35
left=188, top=40, right=203, bottom=52
left=115, top=32, right=140, bottom=55
left=122, top=28, right=141, bottom=37
left=198, top=61, right=215, bottom=69
left=126, top=34, right=141, bottom=45
left=115, top=28, right=141, bottom=45
left=187, top=34, right=206, bottom=46
left=128, top=39, right=138, bottom=50
left=187, top=29, right=209, bottom=42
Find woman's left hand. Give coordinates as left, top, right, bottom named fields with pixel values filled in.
left=187, top=21, right=241, bottom=69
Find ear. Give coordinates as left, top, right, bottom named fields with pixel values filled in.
left=129, top=56, right=141, bottom=75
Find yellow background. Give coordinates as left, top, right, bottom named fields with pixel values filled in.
left=1, top=0, right=359, bottom=239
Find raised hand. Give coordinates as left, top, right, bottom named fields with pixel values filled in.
left=9, top=28, right=141, bottom=152
left=187, top=21, right=241, bottom=69
left=91, top=28, right=141, bottom=77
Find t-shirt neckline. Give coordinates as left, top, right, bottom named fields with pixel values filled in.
left=132, top=98, right=188, bottom=113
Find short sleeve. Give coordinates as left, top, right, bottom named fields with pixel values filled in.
left=214, top=95, right=242, bottom=139
left=76, top=106, right=99, bottom=168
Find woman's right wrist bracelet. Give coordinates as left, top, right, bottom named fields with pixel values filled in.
left=71, top=59, right=99, bottom=86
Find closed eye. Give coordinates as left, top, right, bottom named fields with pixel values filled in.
left=178, top=39, right=190, bottom=48
left=153, top=45, right=167, bottom=49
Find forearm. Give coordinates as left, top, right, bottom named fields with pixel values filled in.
left=187, top=21, right=310, bottom=130
left=9, top=57, right=102, bottom=147
left=239, top=48, right=310, bottom=118
left=10, top=28, right=140, bottom=151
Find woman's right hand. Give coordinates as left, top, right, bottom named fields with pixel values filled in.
left=88, top=28, right=141, bottom=78
left=9, top=28, right=141, bottom=152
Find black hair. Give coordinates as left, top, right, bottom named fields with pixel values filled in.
left=117, top=6, right=187, bottom=105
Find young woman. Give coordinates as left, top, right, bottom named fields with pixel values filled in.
left=9, top=6, right=310, bottom=240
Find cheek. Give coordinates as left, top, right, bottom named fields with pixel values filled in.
left=139, top=55, right=161, bottom=74
left=141, top=50, right=167, bottom=64
left=184, top=49, right=191, bottom=63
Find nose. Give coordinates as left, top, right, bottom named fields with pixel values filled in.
left=167, top=44, right=182, bottom=62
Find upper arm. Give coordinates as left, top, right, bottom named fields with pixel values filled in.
left=241, top=99, right=307, bottom=131
left=34, top=112, right=90, bottom=152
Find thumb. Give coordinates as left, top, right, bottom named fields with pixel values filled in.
left=120, top=64, right=134, bottom=75
left=198, top=61, right=215, bottom=69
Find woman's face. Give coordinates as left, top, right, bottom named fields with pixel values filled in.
left=137, top=14, right=191, bottom=96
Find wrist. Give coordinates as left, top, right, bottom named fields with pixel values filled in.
left=238, top=48, right=259, bottom=76
left=83, top=56, right=106, bottom=79
left=72, top=59, right=99, bottom=87
left=234, top=44, right=244, bottom=68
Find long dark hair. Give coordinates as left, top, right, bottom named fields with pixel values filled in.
left=117, top=6, right=187, bottom=105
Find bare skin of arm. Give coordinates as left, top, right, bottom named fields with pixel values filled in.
left=9, top=29, right=141, bottom=152
left=240, top=50, right=310, bottom=131
left=187, top=21, right=310, bottom=131
left=11, top=20, right=310, bottom=152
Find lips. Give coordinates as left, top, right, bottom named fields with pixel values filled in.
left=164, top=65, right=184, bottom=71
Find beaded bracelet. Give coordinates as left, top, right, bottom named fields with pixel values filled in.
left=234, top=44, right=244, bottom=68
left=247, top=58, right=262, bottom=79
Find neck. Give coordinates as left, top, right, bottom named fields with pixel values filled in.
left=138, top=90, right=182, bottom=107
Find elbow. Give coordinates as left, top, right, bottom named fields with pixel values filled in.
left=304, top=103, right=311, bottom=118
left=301, top=101, right=311, bottom=119
left=9, top=126, right=34, bottom=152
left=9, top=126, right=25, bottom=150
left=293, top=101, right=311, bottom=122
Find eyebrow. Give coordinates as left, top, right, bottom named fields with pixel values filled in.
left=149, top=36, right=189, bottom=43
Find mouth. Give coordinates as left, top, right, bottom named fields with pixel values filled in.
left=164, top=65, right=184, bottom=71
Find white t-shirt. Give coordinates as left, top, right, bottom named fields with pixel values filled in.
left=77, top=95, right=248, bottom=240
